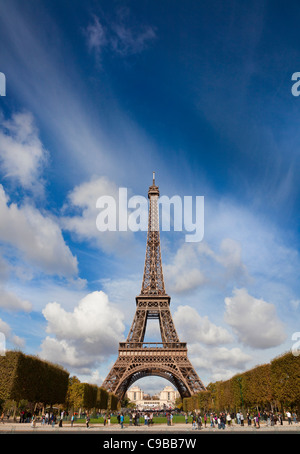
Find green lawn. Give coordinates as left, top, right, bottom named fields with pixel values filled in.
left=73, top=415, right=193, bottom=425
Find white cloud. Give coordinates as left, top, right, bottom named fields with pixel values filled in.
left=85, top=10, right=156, bottom=60
left=0, top=287, right=32, bottom=312
left=61, top=176, right=136, bottom=255
left=205, top=198, right=299, bottom=290
left=164, top=238, right=249, bottom=294
left=0, top=184, right=78, bottom=277
left=0, top=254, right=10, bottom=282
left=173, top=305, right=233, bottom=345
left=215, top=238, right=249, bottom=281
left=164, top=244, right=207, bottom=293
left=0, top=253, right=32, bottom=312
left=40, top=291, right=125, bottom=372
left=187, top=343, right=252, bottom=383
left=0, top=317, right=25, bottom=349
left=0, top=111, right=47, bottom=194
left=86, top=15, right=107, bottom=55
left=77, top=368, right=104, bottom=386
left=224, top=288, right=286, bottom=349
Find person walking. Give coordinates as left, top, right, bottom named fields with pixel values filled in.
left=286, top=411, right=292, bottom=425
left=246, top=412, right=251, bottom=426
left=71, top=413, right=75, bottom=427
left=197, top=413, right=202, bottom=430
left=226, top=412, right=231, bottom=426
left=120, top=413, right=124, bottom=429
left=255, top=414, right=260, bottom=428
left=240, top=412, right=244, bottom=426
left=166, top=412, right=170, bottom=426
left=86, top=413, right=90, bottom=429
left=31, top=414, right=36, bottom=428
left=192, top=414, right=197, bottom=430
left=1, top=412, right=5, bottom=424
left=221, top=413, right=226, bottom=429
left=149, top=412, right=153, bottom=425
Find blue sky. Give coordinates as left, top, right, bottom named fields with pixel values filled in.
left=0, top=0, right=299, bottom=394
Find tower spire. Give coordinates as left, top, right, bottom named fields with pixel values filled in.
left=140, top=173, right=165, bottom=296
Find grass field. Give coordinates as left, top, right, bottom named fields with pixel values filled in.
left=74, top=415, right=193, bottom=425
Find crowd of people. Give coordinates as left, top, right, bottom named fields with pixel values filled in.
left=186, top=410, right=298, bottom=430
left=0, top=407, right=297, bottom=429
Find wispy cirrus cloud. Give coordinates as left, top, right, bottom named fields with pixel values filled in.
left=85, top=9, right=156, bottom=61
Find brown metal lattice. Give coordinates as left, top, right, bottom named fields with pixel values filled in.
left=101, top=174, right=206, bottom=400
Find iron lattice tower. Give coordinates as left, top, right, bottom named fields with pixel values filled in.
left=101, top=173, right=206, bottom=400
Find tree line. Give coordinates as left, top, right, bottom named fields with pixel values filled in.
left=182, top=351, right=300, bottom=415
left=0, top=351, right=119, bottom=418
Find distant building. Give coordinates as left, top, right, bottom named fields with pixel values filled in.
left=126, top=385, right=180, bottom=410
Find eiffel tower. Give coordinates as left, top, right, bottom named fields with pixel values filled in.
left=101, top=173, right=206, bottom=400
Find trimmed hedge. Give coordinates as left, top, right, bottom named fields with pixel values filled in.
left=271, top=351, right=300, bottom=408
left=0, top=351, right=69, bottom=405
left=108, top=392, right=119, bottom=411
left=183, top=351, right=300, bottom=413
left=97, top=387, right=109, bottom=409
left=66, top=382, right=98, bottom=411
left=66, top=381, right=112, bottom=412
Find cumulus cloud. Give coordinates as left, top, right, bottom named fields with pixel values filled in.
left=40, top=291, right=125, bottom=373
left=224, top=288, right=286, bottom=349
left=0, top=287, right=32, bottom=312
left=189, top=344, right=252, bottom=371
left=215, top=238, right=249, bottom=281
left=0, top=184, right=78, bottom=277
left=0, top=317, right=25, bottom=350
left=164, top=244, right=207, bottom=293
left=186, top=342, right=252, bottom=383
left=164, top=238, right=249, bottom=294
left=0, top=111, right=47, bottom=194
left=173, top=305, right=233, bottom=345
left=61, top=176, right=136, bottom=255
